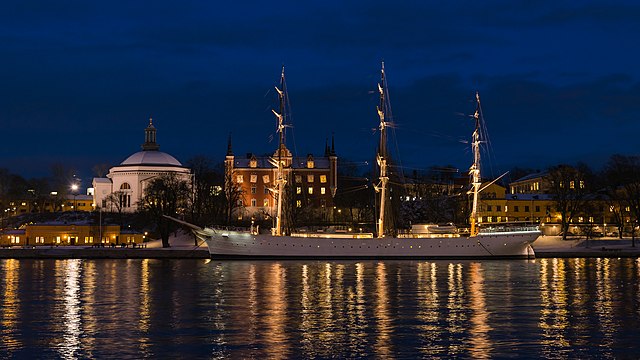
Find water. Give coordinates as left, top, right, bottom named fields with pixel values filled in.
left=1, top=258, right=640, bottom=359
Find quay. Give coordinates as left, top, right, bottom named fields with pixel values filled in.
left=1, top=235, right=640, bottom=260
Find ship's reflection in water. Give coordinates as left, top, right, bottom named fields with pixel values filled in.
left=1, top=258, right=640, bottom=358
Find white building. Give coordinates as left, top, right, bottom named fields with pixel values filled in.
left=92, top=119, right=191, bottom=212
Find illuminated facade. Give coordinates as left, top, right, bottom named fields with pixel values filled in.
left=226, top=137, right=338, bottom=221
left=0, top=224, right=144, bottom=247
left=92, top=118, right=191, bottom=212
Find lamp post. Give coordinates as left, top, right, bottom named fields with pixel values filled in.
left=71, top=184, right=79, bottom=212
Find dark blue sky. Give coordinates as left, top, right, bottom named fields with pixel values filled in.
left=2, top=1, right=640, bottom=181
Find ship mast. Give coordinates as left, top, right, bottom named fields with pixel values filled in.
left=375, top=62, right=389, bottom=238
left=271, top=66, right=287, bottom=236
left=469, top=92, right=482, bottom=237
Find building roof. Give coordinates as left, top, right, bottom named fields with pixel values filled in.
left=120, top=150, right=183, bottom=167
left=511, top=172, right=548, bottom=184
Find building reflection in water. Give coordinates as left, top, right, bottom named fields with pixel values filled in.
left=374, top=262, right=392, bottom=358
left=417, top=262, right=441, bottom=356
left=467, top=262, right=492, bottom=359
left=539, top=258, right=568, bottom=355
left=446, top=263, right=465, bottom=355
left=594, top=258, right=615, bottom=352
left=262, top=262, right=289, bottom=359
left=58, top=259, right=82, bottom=360
left=138, top=259, right=151, bottom=356
left=1, top=259, right=21, bottom=353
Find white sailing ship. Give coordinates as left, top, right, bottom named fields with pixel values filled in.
left=181, top=64, right=540, bottom=259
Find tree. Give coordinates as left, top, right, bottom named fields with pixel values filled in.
left=548, top=164, right=590, bottom=240
left=224, top=168, right=245, bottom=225
left=604, top=154, right=640, bottom=246
left=140, top=173, right=191, bottom=248
left=186, top=156, right=225, bottom=226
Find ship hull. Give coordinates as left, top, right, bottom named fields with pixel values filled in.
left=195, top=229, right=540, bottom=259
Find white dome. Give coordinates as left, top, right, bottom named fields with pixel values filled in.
left=120, top=151, right=182, bottom=166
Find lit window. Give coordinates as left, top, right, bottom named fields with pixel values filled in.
left=578, top=217, right=584, bottom=222
left=505, top=206, right=508, bottom=212
left=296, top=200, right=302, bottom=208
left=307, top=175, right=314, bottom=183
left=570, top=181, right=575, bottom=189
left=487, top=216, right=493, bottom=223
left=236, top=175, right=243, bottom=183
left=321, top=187, right=326, bottom=195
left=308, top=187, right=313, bottom=195
left=320, top=175, right=327, bottom=183
left=296, top=187, right=302, bottom=194
left=589, top=216, right=594, bottom=223
left=262, top=175, right=270, bottom=183
left=580, top=180, right=584, bottom=189
left=249, top=159, right=257, bottom=168
left=307, top=160, right=314, bottom=169
left=263, top=199, right=269, bottom=207
left=250, top=175, right=257, bottom=183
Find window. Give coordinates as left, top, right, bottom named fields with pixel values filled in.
left=236, top=175, right=243, bottom=183
left=120, top=183, right=131, bottom=190
left=295, top=175, right=302, bottom=183
left=249, top=159, right=257, bottom=168
left=487, top=205, right=492, bottom=211
left=514, top=206, right=519, bottom=212
left=264, top=188, right=270, bottom=194
left=505, top=206, right=508, bottom=212
left=570, top=181, right=575, bottom=189
left=237, top=199, right=243, bottom=206
left=580, top=180, right=584, bottom=189
left=524, top=206, right=530, bottom=212
left=250, top=175, right=257, bottom=183
left=262, top=175, right=270, bottom=183
left=251, top=187, right=256, bottom=194
left=56, top=236, right=61, bottom=244
left=35, top=236, right=45, bottom=244
left=307, top=160, right=314, bottom=168
left=296, top=187, right=302, bottom=194
left=496, top=205, right=501, bottom=212
left=320, top=175, right=327, bottom=183
left=307, top=175, right=314, bottom=183
left=296, top=200, right=302, bottom=208
left=84, top=236, right=93, bottom=244
left=497, top=216, right=502, bottom=222
left=263, top=199, right=269, bottom=207
left=251, top=199, right=257, bottom=207
left=308, top=187, right=313, bottom=195
left=535, top=206, right=540, bottom=212
left=321, top=187, right=326, bottom=195
left=487, top=216, right=493, bottom=223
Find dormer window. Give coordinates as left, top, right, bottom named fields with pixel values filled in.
left=249, top=155, right=257, bottom=168
left=306, top=155, right=314, bottom=169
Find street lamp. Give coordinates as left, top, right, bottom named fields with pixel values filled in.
left=71, top=184, right=79, bottom=212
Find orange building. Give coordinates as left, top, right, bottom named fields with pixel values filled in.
left=226, top=137, right=338, bottom=221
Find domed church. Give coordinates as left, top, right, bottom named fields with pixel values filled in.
left=92, top=118, right=191, bottom=212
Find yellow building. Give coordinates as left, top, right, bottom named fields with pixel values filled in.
left=10, top=224, right=146, bottom=246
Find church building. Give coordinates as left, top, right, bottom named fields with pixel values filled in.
left=92, top=119, right=191, bottom=212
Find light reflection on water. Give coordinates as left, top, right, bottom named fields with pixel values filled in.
left=1, top=258, right=640, bottom=358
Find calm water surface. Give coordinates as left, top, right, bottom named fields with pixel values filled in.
left=1, top=258, right=640, bottom=359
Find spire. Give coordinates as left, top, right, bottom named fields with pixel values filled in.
left=324, top=138, right=330, bottom=157
left=142, top=116, right=160, bottom=151
left=330, top=132, right=336, bottom=156
left=226, top=133, right=233, bottom=156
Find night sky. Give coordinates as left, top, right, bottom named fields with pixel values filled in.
left=2, top=1, right=639, bottom=183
